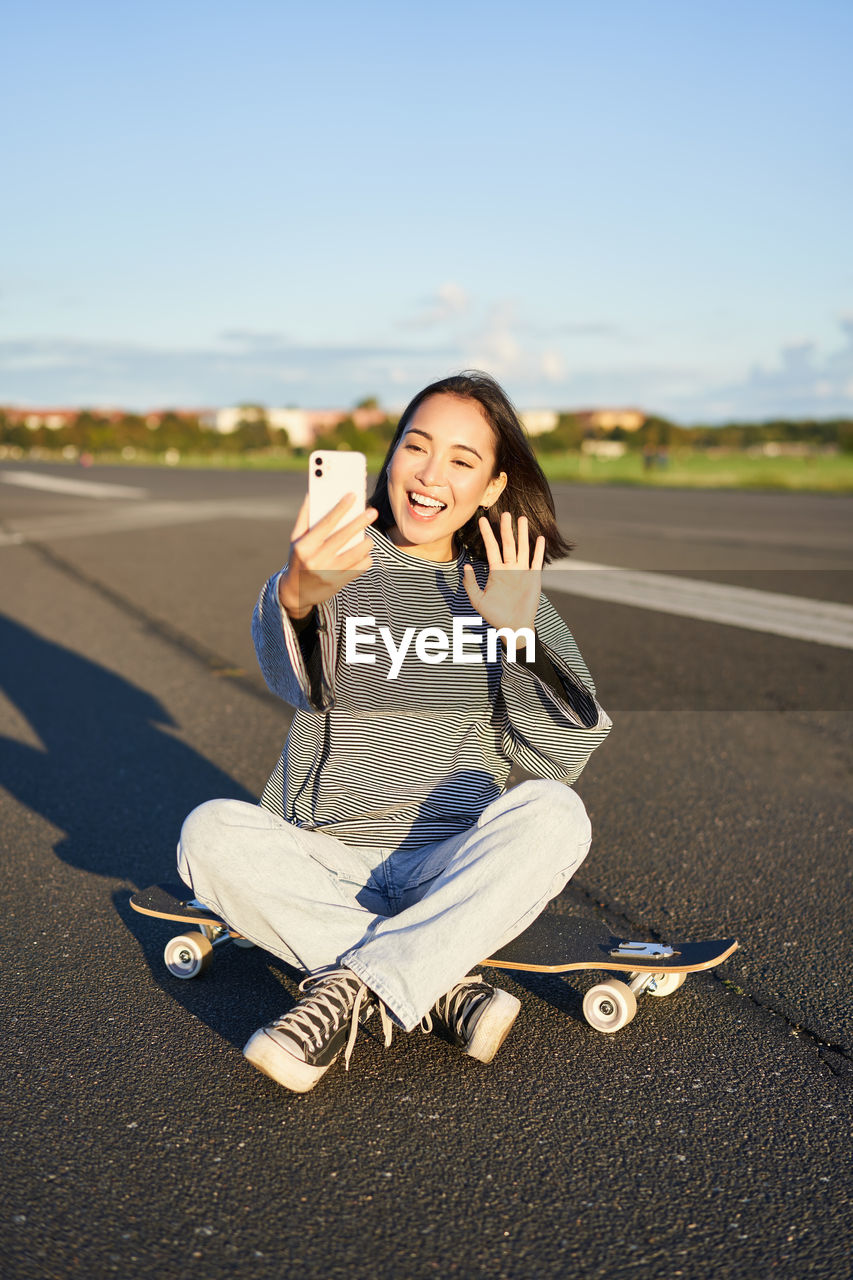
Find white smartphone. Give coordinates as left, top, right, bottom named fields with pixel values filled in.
left=308, top=450, right=367, bottom=554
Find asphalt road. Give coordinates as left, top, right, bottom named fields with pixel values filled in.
left=1, top=461, right=851, bottom=1280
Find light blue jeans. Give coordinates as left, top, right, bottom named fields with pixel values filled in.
left=177, top=779, right=592, bottom=1031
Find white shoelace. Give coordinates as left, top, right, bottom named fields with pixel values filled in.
left=277, top=968, right=393, bottom=1070
left=420, top=973, right=486, bottom=1036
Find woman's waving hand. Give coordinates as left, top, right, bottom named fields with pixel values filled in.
left=462, top=511, right=546, bottom=642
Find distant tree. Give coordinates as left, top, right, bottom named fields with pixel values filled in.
left=234, top=418, right=272, bottom=450
left=1, top=414, right=32, bottom=449
left=314, top=412, right=399, bottom=455
left=635, top=416, right=682, bottom=450
left=534, top=413, right=585, bottom=453
left=114, top=414, right=150, bottom=451
left=359, top=416, right=399, bottom=452
left=143, top=411, right=207, bottom=454
left=224, top=406, right=271, bottom=451
left=837, top=422, right=853, bottom=453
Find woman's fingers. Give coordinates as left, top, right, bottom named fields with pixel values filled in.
left=482, top=512, right=540, bottom=568
left=478, top=515, right=504, bottom=569
left=297, top=497, right=377, bottom=560
left=302, top=491, right=358, bottom=541
left=345, top=549, right=374, bottom=579
left=516, top=514, right=530, bottom=567
left=332, top=533, right=375, bottom=573
left=290, top=492, right=311, bottom=541
left=299, top=532, right=374, bottom=578
left=297, top=491, right=362, bottom=545
left=500, top=510, right=516, bottom=564
left=462, top=563, right=483, bottom=608
left=322, top=505, right=378, bottom=558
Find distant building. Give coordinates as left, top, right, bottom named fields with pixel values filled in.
left=213, top=405, right=389, bottom=445
left=581, top=439, right=628, bottom=457
left=522, top=408, right=648, bottom=439
left=4, top=407, right=93, bottom=429
left=520, top=410, right=559, bottom=437
left=3, top=406, right=213, bottom=430
left=574, top=408, right=647, bottom=433
left=144, top=409, right=213, bottom=428
left=213, top=406, right=268, bottom=436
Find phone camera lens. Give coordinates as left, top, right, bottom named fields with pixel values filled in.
left=314, top=468, right=322, bottom=477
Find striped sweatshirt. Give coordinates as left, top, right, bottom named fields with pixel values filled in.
left=253, top=524, right=612, bottom=849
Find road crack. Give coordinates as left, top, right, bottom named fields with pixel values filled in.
left=569, top=875, right=853, bottom=1081
left=25, top=539, right=278, bottom=710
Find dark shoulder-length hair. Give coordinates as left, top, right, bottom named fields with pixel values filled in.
left=368, top=370, right=574, bottom=563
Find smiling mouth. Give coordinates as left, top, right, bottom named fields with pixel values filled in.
left=406, top=490, right=448, bottom=517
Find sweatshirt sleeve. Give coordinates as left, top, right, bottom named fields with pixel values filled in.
left=251, top=570, right=339, bottom=712
left=498, top=591, right=612, bottom=784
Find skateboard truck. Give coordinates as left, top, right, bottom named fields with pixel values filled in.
left=161, top=896, right=253, bottom=977
left=609, top=941, right=679, bottom=960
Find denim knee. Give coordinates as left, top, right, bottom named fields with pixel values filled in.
left=474, top=779, right=592, bottom=887
left=507, top=778, right=591, bottom=842
left=177, top=797, right=251, bottom=881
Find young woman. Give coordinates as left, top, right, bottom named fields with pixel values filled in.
left=178, top=371, right=612, bottom=1093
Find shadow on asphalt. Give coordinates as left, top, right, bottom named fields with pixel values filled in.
left=0, top=612, right=257, bottom=885
left=482, top=964, right=587, bottom=1023
left=112, top=888, right=308, bottom=1049
left=0, top=612, right=306, bottom=1044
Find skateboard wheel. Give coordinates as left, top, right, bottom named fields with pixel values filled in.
left=232, top=937, right=255, bottom=949
left=583, top=980, right=638, bottom=1033
left=164, top=932, right=213, bottom=979
left=647, top=971, right=687, bottom=998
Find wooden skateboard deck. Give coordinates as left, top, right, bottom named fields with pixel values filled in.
left=130, top=883, right=738, bottom=1033
left=130, top=883, right=240, bottom=930
left=484, top=913, right=737, bottom=1031
left=484, top=912, right=737, bottom=974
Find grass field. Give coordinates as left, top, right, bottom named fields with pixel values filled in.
left=120, top=447, right=853, bottom=494
left=5, top=445, right=853, bottom=493
left=533, top=448, right=853, bottom=492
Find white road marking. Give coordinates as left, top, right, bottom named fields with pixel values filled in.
left=573, top=514, right=853, bottom=553
left=0, top=492, right=849, bottom=650
left=1, top=471, right=147, bottom=499
left=545, top=559, right=853, bottom=651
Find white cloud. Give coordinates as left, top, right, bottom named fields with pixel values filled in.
left=3, top=315, right=852, bottom=421
left=540, top=349, right=565, bottom=382
left=400, top=281, right=470, bottom=329
left=437, top=281, right=468, bottom=313
left=467, top=301, right=523, bottom=373
left=682, top=317, right=853, bottom=420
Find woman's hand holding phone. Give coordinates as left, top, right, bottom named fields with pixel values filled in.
left=278, top=492, right=378, bottom=620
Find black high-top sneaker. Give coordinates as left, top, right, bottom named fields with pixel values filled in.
left=243, top=967, right=392, bottom=1093
left=421, top=974, right=520, bottom=1063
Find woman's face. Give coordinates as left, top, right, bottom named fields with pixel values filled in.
left=385, top=393, right=507, bottom=561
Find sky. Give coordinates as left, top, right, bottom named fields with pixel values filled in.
left=4, top=0, right=852, bottom=422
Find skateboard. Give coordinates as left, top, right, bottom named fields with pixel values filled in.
left=483, top=913, right=737, bottom=1033
left=130, top=883, right=738, bottom=1034
left=129, top=883, right=256, bottom=979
